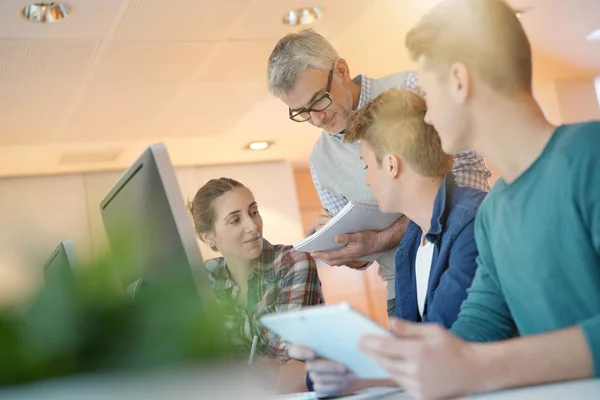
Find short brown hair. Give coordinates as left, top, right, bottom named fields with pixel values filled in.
left=405, top=0, right=532, bottom=95
left=188, top=178, right=245, bottom=247
left=345, top=89, right=452, bottom=177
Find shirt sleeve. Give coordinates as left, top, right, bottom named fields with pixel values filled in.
left=260, top=251, right=324, bottom=360
left=452, top=150, right=492, bottom=192
left=395, top=72, right=491, bottom=193
left=422, top=220, right=479, bottom=328
left=451, top=211, right=517, bottom=342
left=309, top=160, right=348, bottom=216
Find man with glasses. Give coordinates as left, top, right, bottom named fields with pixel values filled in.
left=267, top=28, right=491, bottom=316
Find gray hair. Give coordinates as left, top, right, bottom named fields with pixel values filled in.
left=267, top=28, right=339, bottom=96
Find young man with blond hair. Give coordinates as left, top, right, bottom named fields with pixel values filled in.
left=345, top=89, right=487, bottom=328
left=352, top=0, right=600, bottom=398
left=289, top=88, right=487, bottom=396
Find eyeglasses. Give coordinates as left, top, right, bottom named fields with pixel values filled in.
left=289, top=65, right=334, bottom=123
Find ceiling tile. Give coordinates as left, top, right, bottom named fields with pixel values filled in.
left=0, top=41, right=101, bottom=85
left=90, top=42, right=216, bottom=84
left=0, top=84, right=84, bottom=145
left=63, top=84, right=181, bottom=142
left=153, top=81, right=268, bottom=138
left=195, top=41, right=275, bottom=83
left=110, top=0, right=251, bottom=42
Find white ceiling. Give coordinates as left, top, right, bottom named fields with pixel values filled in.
left=0, top=0, right=598, bottom=178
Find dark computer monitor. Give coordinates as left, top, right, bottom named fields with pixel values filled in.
left=43, top=239, right=78, bottom=287
left=99, top=143, right=210, bottom=302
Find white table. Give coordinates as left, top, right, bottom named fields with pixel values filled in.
left=384, top=379, right=600, bottom=400
left=2, top=370, right=598, bottom=400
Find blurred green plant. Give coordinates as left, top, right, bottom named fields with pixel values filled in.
left=0, top=243, right=239, bottom=386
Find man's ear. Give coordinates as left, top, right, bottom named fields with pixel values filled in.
left=449, top=62, right=470, bottom=104
left=335, top=58, right=351, bottom=81
left=386, top=153, right=403, bottom=179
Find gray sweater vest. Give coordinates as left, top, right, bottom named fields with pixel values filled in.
left=310, top=72, right=413, bottom=300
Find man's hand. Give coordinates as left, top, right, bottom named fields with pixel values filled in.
left=288, top=345, right=357, bottom=397
left=310, top=216, right=409, bottom=267
left=311, top=230, right=378, bottom=266
left=359, top=319, right=479, bottom=400
left=311, top=213, right=371, bottom=267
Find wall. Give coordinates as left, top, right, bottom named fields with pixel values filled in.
left=533, top=78, right=600, bottom=125
left=0, top=160, right=303, bottom=306
left=0, top=174, right=92, bottom=305
left=553, top=79, right=600, bottom=123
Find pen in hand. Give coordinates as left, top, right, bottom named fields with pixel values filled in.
left=248, top=335, right=258, bottom=365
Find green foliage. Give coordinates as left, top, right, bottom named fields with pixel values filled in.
left=0, top=250, right=238, bottom=386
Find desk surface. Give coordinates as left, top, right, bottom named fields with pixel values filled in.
left=384, top=379, right=600, bottom=400
left=2, top=371, right=599, bottom=399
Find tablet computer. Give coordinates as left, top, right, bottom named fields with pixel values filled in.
left=261, top=303, right=391, bottom=379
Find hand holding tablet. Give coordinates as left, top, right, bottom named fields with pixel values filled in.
left=261, top=303, right=391, bottom=379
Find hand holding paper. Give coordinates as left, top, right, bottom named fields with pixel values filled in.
left=312, top=230, right=378, bottom=267
left=294, top=202, right=401, bottom=264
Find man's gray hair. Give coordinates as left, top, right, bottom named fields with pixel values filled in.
left=267, top=28, right=339, bottom=96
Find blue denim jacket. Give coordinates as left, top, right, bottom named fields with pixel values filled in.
left=394, top=173, right=487, bottom=328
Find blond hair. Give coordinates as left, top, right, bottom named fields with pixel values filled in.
left=267, top=28, right=339, bottom=96
left=345, top=89, right=452, bottom=177
left=405, top=0, right=532, bottom=95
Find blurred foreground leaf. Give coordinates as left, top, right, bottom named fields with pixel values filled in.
left=0, top=248, right=238, bottom=386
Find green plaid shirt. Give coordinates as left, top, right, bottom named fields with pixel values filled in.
left=205, top=240, right=324, bottom=361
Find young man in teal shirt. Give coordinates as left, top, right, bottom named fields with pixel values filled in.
left=327, top=0, right=599, bottom=398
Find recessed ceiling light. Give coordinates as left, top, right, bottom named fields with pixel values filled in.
left=514, top=7, right=531, bottom=19
left=283, top=7, right=323, bottom=26
left=586, top=28, right=600, bottom=41
left=22, top=2, right=71, bottom=23
left=246, top=141, right=272, bottom=151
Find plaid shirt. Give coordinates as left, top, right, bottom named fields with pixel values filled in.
left=205, top=240, right=324, bottom=361
left=310, top=71, right=492, bottom=216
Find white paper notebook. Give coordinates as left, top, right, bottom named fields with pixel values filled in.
left=293, top=202, right=401, bottom=262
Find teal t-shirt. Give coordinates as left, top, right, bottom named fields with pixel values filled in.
left=452, top=122, right=600, bottom=376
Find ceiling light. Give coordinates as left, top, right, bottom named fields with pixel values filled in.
left=246, top=141, right=272, bottom=151
left=514, top=7, right=531, bottom=19
left=586, top=28, right=600, bottom=41
left=22, top=2, right=71, bottom=23
left=283, top=7, right=323, bottom=26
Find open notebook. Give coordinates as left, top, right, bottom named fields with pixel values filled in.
left=293, top=202, right=402, bottom=262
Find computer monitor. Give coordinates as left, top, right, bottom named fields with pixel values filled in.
left=43, top=239, right=78, bottom=287
left=99, top=143, right=210, bottom=302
